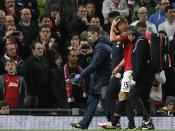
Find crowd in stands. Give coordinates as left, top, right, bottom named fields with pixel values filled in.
left=0, top=0, right=174, bottom=118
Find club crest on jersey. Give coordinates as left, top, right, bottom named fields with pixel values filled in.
left=8, top=82, right=18, bottom=87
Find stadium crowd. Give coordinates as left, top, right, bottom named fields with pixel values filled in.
left=0, top=0, right=175, bottom=129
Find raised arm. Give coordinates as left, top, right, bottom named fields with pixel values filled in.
left=110, top=18, right=121, bottom=42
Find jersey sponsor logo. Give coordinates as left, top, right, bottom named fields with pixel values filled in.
left=8, top=82, right=18, bottom=87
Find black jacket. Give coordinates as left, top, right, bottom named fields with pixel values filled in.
left=80, top=36, right=112, bottom=94
left=25, top=56, right=50, bottom=95
left=132, top=36, right=154, bottom=84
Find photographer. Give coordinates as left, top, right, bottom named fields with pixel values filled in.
left=0, top=37, right=25, bottom=77
left=4, top=25, right=26, bottom=60
left=78, top=38, right=93, bottom=69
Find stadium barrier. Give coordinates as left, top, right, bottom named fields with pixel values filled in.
left=1, top=108, right=172, bottom=130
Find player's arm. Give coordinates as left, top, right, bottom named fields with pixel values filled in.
left=110, top=19, right=121, bottom=42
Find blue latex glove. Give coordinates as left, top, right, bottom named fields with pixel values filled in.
left=74, top=74, right=81, bottom=81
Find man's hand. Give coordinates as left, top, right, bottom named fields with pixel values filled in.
left=74, top=74, right=81, bottom=81
left=111, top=17, right=120, bottom=28
left=112, top=65, right=122, bottom=76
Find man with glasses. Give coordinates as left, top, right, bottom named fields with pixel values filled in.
left=5, top=15, right=15, bottom=27
left=131, top=7, right=157, bottom=33
left=149, top=0, right=170, bottom=29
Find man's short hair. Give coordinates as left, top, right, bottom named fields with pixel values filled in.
left=30, top=41, right=42, bottom=50
left=125, top=25, right=139, bottom=36
left=108, top=11, right=120, bottom=18
left=87, top=25, right=101, bottom=34
left=136, top=21, right=147, bottom=29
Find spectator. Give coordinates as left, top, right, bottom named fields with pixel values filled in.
left=131, top=7, right=157, bottom=33
left=136, top=21, right=147, bottom=36
left=3, top=0, right=19, bottom=23
left=5, top=15, right=15, bottom=27
left=158, top=5, right=175, bottom=41
left=25, top=42, right=51, bottom=108
left=78, top=38, right=92, bottom=69
left=3, top=0, right=16, bottom=16
left=89, top=14, right=108, bottom=35
left=50, top=53, right=68, bottom=108
left=149, top=0, right=170, bottom=29
left=15, top=0, right=39, bottom=22
left=102, top=0, right=129, bottom=24
left=86, top=1, right=96, bottom=17
left=0, top=39, right=25, bottom=77
left=38, top=25, right=58, bottom=68
left=67, top=4, right=88, bottom=36
left=17, top=8, right=39, bottom=59
left=131, top=0, right=156, bottom=22
left=68, top=33, right=80, bottom=51
left=157, top=96, right=175, bottom=116
left=51, top=11, right=68, bottom=61
left=64, top=49, right=87, bottom=108
left=39, top=14, right=52, bottom=28
left=45, top=0, right=76, bottom=26
left=0, top=100, right=10, bottom=114
left=0, top=60, right=27, bottom=108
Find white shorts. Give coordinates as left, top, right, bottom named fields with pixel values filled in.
left=121, top=70, right=133, bottom=92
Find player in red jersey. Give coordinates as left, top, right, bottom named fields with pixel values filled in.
left=100, top=16, right=136, bottom=130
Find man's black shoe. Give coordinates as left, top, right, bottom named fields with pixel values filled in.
left=71, top=123, right=87, bottom=129
left=139, top=118, right=155, bottom=130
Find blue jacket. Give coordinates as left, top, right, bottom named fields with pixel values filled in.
left=148, top=10, right=166, bottom=29
left=80, top=36, right=112, bottom=94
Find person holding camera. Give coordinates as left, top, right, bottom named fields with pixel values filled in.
left=0, top=37, right=25, bottom=77
left=78, top=38, right=92, bottom=69
left=4, top=25, right=26, bottom=60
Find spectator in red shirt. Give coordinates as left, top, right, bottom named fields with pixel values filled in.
left=0, top=60, right=27, bottom=108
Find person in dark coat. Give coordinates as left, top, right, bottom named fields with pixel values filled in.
left=127, top=26, right=155, bottom=130
left=71, top=25, right=112, bottom=129
left=25, top=42, right=51, bottom=108
left=67, top=4, right=88, bottom=36
left=50, top=53, right=68, bottom=109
